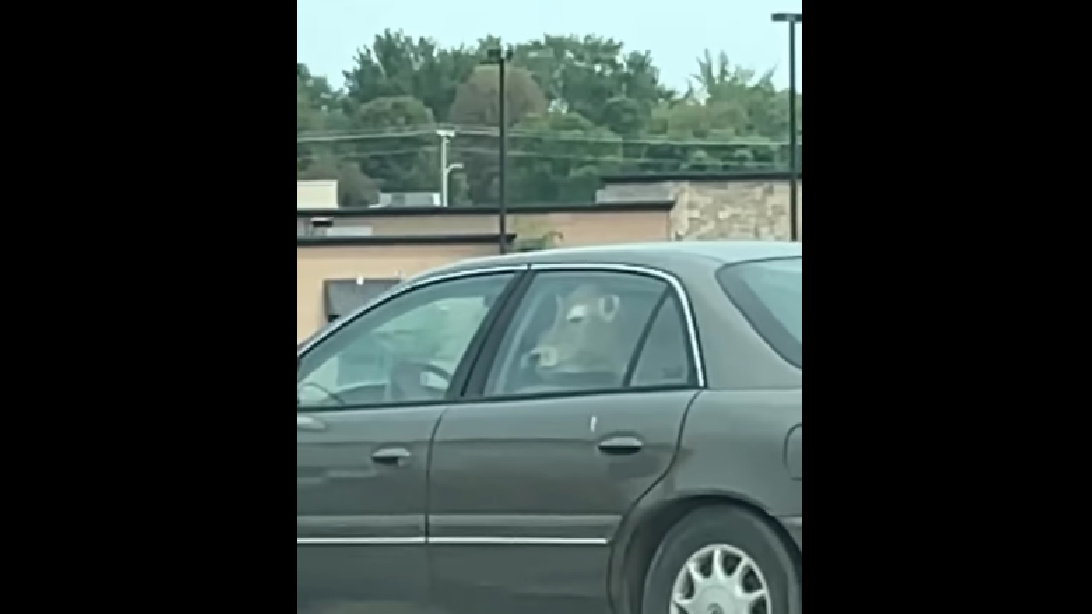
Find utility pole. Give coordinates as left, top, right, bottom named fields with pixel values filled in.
left=772, top=12, right=802, bottom=241
left=486, top=47, right=514, bottom=253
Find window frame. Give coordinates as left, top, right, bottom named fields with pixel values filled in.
left=461, top=263, right=707, bottom=403
left=296, top=265, right=528, bottom=412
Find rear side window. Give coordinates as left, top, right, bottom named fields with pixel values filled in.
left=716, top=257, right=801, bottom=368
left=482, top=270, right=695, bottom=397
left=629, top=296, right=693, bottom=387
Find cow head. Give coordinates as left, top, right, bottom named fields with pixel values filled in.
left=526, top=283, right=626, bottom=376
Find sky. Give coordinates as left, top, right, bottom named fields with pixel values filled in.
left=296, top=0, right=802, bottom=94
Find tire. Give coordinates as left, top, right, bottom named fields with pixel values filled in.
left=639, top=505, right=801, bottom=614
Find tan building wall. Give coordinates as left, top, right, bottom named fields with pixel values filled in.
left=599, top=178, right=802, bottom=241
left=296, top=176, right=801, bottom=342
left=297, top=243, right=501, bottom=342
left=297, top=210, right=671, bottom=246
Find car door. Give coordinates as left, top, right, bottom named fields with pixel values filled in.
left=296, top=268, right=522, bottom=614
left=427, top=266, right=701, bottom=614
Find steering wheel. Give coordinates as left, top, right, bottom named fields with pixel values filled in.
left=387, top=361, right=454, bottom=402
left=297, top=381, right=347, bottom=407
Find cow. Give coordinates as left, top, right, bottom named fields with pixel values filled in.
left=525, top=283, right=630, bottom=381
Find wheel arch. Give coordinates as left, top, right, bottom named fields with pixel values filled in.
left=610, top=490, right=800, bottom=614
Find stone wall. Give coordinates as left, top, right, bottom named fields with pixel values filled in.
left=599, top=177, right=802, bottom=241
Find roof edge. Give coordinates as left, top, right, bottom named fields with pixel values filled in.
left=295, top=200, right=675, bottom=218
left=297, top=233, right=517, bottom=247
left=600, top=170, right=801, bottom=185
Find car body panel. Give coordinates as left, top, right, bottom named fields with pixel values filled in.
left=785, top=424, right=802, bottom=480
left=426, top=390, right=698, bottom=614
left=780, top=516, right=803, bottom=550
left=667, top=390, right=802, bottom=518
left=296, top=406, right=445, bottom=612
left=602, top=389, right=802, bottom=613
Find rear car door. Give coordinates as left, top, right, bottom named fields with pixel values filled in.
left=426, top=265, right=702, bottom=614
left=296, top=268, right=522, bottom=614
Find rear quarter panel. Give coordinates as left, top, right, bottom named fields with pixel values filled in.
left=669, top=389, right=802, bottom=517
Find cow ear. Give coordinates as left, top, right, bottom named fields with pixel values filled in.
left=597, top=294, right=621, bottom=322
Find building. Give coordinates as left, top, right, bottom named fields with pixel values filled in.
left=296, top=171, right=801, bottom=341
left=296, top=179, right=338, bottom=210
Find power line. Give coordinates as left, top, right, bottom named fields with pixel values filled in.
left=297, top=130, right=796, bottom=147
left=296, top=148, right=433, bottom=161
left=451, top=146, right=777, bottom=165
left=296, top=123, right=494, bottom=138
left=296, top=146, right=778, bottom=166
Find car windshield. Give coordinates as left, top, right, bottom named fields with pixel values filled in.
left=716, top=257, right=801, bottom=367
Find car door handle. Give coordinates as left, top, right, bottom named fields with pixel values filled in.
left=371, top=447, right=412, bottom=466
left=597, top=436, right=644, bottom=455
left=297, top=416, right=326, bottom=431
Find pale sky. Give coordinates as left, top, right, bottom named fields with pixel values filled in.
left=296, top=0, right=803, bottom=94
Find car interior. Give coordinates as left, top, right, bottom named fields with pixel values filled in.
left=488, top=282, right=664, bottom=396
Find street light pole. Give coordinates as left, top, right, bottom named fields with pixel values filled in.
left=443, top=162, right=463, bottom=206
left=436, top=129, right=455, bottom=207
left=486, top=47, right=514, bottom=253
left=772, top=12, right=802, bottom=241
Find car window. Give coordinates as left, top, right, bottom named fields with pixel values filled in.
left=628, top=295, right=694, bottom=387
left=484, top=270, right=687, bottom=397
left=716, top=257, right=801, bottom=368
left=298, top=272, right=514, bottom=409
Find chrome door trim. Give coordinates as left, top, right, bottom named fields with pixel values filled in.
left=297, top=264, right=530, bottom=357
left=528, top=262, right=707, bottom=388
left=297, top=537, right=427, bottom=545
left=429, top=537, right=608, bottom=546
left=295, top=536, right=608, bottom=546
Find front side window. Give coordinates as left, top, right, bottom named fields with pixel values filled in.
left=297, top=273, right=515, bottom=409
left=716, top=257, right=802, bottom=368
left=484, top=270, right=694, bottom=397
left=322, top=278, right=400, bottom=323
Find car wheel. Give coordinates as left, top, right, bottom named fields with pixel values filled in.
left=639, top=505, right=801, bottom=614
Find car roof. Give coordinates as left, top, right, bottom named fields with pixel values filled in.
left=416, top=240, right=802, bottom=281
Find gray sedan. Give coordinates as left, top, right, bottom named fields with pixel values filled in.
left=297, top=241, right=802, bottom=614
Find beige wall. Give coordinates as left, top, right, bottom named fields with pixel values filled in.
left=297, top=243, right=502, bottom=342
left=672, top=180, right=802, bottom=241
left=599, top=180, right=802, bottom=241
left=297, top=210, right=671, bottom=246
left=295, top=184, right=803, bottom=342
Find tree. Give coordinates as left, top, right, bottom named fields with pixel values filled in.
left=449, top=65, right=548, bottom=204
left=508, top=112, right=622, bottom=203
left=348, top=96, right=440, bottom=193
left=512, top=36, right=675, bottom=135
left=343, top=29, right=480, bottom=122
left=448, top=65, right=548, bottom=128
left=297, top=33, right=803, bottom=205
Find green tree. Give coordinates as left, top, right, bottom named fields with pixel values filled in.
left=449, top=65, right=548, bottom=204
left=448, top=65, right=548, bottom=127
left=508, top=112, right=622, bottom=203
left=513, top=35, right=675, bottom=137
left=348, top=96, right=440, bottom=193
left=343, top=29, right=480, bottom=122
left=297, top=33, right=801, bottom=205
